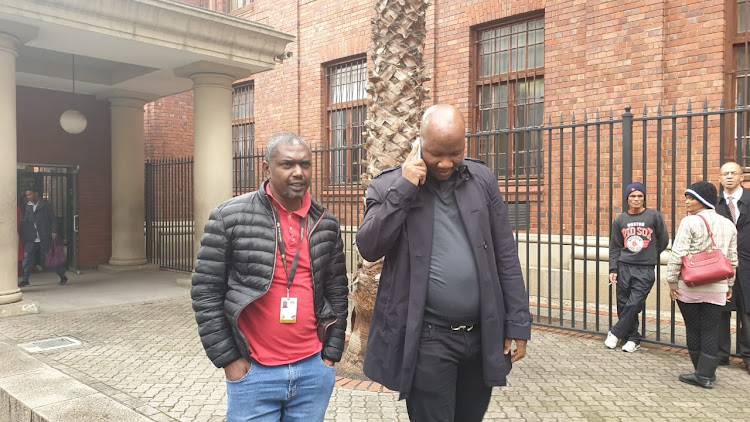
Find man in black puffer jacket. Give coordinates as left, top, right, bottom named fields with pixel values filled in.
left=191, top=132, right=348, bottom=422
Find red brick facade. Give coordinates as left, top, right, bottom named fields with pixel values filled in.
left=144, top=0, right=736, bottom=237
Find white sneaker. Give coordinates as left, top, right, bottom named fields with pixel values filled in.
left=605, top=331, right=618, bottom=349
left=622, top=341, right=640, bottom=353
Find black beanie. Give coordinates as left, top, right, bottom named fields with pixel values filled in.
left=625, top=182, right=646, bottom=199
left=685, top=181, right=717, bottom=209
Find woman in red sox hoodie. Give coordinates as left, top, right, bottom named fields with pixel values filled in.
left=606, top=182, right=669, bottom=352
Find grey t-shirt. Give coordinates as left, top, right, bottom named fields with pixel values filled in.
left=423, top=176, right=481, bottom=326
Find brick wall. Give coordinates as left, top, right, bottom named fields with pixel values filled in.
left=144, top=92, right=194, bottom=160
left=16, top=86, right=112, bottom=270
left=144, top=0, right=732, bottom=237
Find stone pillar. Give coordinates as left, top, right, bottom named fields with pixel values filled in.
left=0, top=34, right=22, bottom=306
left=191, top=73, right=234, bottom=252
left=108, top=97, right=147, bottom=266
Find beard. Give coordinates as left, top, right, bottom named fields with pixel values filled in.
left=282, top=178, right=309, bottom=199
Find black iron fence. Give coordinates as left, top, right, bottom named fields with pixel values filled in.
left=145, top=145, right=365, bottom=281
left=145, top=101, right=748, bottom=352
left=145, top=157, right=194, bottom=272
left=489, top=100, right=739, bottom=353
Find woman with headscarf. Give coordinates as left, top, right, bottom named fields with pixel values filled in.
left=666, top=181, right=737, bottom=389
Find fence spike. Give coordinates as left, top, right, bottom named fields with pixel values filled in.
left=548, top=115, right=552, bottom=126
left=657, top=103, right=662, bottom=116
left=720, top=97, right=725, bottom=110
left=560, top=113, right=564, bottom=125
left=609, top=108, right=613, bottom=120
left=571, top=112, right=576, bottom=124
left=672, top=102, right=677, bottom=115
left=703, top=98, right=708, bottom=112
left=687, top=99, right=692, bottom=113
left=643, top=104, right=647, bottom=117
left=584, top=111, right=588, bottom=123
left=595, top=109, right=600, bottom=122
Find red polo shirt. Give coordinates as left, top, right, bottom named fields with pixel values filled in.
left=236, top=185, right=321, bottom=365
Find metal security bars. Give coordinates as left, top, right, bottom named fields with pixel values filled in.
left=474, top=16, right=544, bottom=178
left=145, top=145, right=365, bottom=282
left=232, top=83, right=255, bottom=195
left=145, top=157, right=194, bottom=272
left=325, top=57, right=368, bottom=185
left=489, top=100, right=742, bottom=354
left=144, top=101, right=749, bottom=354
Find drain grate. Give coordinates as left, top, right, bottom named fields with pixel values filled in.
left=18, top=336, right=82, bottom=353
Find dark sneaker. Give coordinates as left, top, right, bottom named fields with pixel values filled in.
left=18, top=280, right=29, bottom=287
left=59, top=276, right=68, bottom=286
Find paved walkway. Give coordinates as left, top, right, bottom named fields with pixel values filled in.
left=1, top=270, right=750, bottom=421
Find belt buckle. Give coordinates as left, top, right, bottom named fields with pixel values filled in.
left=450, top=325, right=473, bottom=332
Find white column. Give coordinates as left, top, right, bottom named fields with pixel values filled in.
left=0, top=34, right=22, bottom=305
left=109, top=97, right=147, bottom=266
left=192, top=73, right=234, bottom=251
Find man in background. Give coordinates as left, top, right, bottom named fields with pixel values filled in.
left=606, top=182, right=669, bottom=352
left=19, top=189, right=67, bottom=287
left=716, top=162, right=750, bottom=375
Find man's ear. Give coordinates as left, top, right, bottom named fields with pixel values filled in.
left=262, top=161, right=270, bottom=178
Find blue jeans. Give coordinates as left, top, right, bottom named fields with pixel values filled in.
left=21, top=242, right=66, bottom=282
left=225, top=352, right=336, bottom=422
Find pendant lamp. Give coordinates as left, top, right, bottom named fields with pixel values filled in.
left=59, top=54, right=87, bottom=134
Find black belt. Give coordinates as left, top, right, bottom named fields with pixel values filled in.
left=429, top=323, right=478, bottom=332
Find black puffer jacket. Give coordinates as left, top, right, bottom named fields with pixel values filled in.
left=191, top=181, right=349, bottom=368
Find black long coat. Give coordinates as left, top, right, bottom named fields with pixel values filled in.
left=717, top=188, right=750, bottom=312
left=20, top=199, right=58, bottom=253
left=356, top=159, right=532, bottom=400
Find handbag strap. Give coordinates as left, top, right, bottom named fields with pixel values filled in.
left=695, top=214, right=717, bottom=249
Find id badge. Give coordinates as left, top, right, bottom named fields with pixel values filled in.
left=280, top=297, right=297, bottom=323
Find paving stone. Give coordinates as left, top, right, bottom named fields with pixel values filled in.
left=1, top=296, right=750, bottom=421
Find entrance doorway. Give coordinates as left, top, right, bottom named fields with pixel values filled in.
left=17, top=164, right=79, bottom=272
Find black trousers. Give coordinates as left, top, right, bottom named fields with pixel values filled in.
left=719, top=283, right=750, bottom=365
left=611, top=264, right=655, bottom=343
left=406, top=324, right=493, bottom=422
left=678, top=300, right=723, bottom=356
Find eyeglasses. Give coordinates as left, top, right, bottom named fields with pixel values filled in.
left=721, top=171, right=741, bottom=177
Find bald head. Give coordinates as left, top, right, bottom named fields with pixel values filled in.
left=420, top=104, right=466, bottom=144
left=419, top=104, right=466, bottom=181
left=720, top=161, right=743, bottom=193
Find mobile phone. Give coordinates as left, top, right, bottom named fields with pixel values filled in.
left=411, top=137, right=422, bottom=161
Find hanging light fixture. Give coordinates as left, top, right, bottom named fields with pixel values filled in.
left=59, top=54, right=87, bottom=134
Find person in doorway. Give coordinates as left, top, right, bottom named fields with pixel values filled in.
left=667, top=181, right=737, bottom=388
left=606, top=182, right=669, bottom=352
left=357, top=104, right=531, bottom=422
left=19, top=189, right=67, bottom=287
left=191, top=132, right=348, bottom=422
left=716, top=162, right=750, bottom=375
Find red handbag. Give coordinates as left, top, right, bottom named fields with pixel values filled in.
left=680, top=214, right=735, bottom=287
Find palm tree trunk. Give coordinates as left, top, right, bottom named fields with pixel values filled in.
left=338, top=0, right=430, bottom=373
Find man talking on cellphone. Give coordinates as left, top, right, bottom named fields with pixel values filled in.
left=357, top=104, right=531, bottom=422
